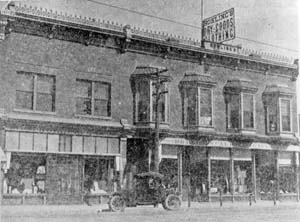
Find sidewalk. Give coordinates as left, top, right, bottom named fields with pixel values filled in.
left=1, top=200, right=299, bottom=218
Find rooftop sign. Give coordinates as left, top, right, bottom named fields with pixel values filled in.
left=202, top=8, right=235, bottom=43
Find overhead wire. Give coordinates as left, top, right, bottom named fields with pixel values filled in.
left=87, top=0, right=299, bottom=53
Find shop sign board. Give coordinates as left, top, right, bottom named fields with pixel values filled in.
left=249, top=142, right=272, bottom=150
left=202, top=8, right=235, bottom=43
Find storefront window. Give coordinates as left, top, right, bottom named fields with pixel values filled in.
left=278, top=152, right=296, bottom=194
left=233, top=161, right=252, bottom=194
left=4, top=153, right=46, bottom=194
left=159, top=159, right=178, bottom=189
left=84, top=158, right=116, bottom=194
left=211, top=160, right=230, bottom=194
left=256, top=151, right=275, bottom=194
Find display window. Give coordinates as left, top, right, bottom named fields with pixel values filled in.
left=278, top=152, right=296, bottom=194
left=84, top=157, right=116, bottom=194
left=4, top=153, right=46, bottom=194
left=210, top=160, right=230, bottom=194
left=233, top=161, right=252, bottom=194
left=255, top=151, right=275, bottom=194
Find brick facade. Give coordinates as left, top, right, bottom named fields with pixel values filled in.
left=0, top=4, right=299, bottom=204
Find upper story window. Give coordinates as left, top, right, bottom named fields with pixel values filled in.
left=16, top=72, right=55, bottom=112
left=223, top=79, right=257, bottom=133
left=76, top=79, right=111, bottom=117
left=179, top=72, right=216, bottom=129
left=263, top=85, right=294, bottom=135
left=130, top=66, right=171, bottom=126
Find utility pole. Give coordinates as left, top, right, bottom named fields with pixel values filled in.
left=150, top=68, right=171, bottom=172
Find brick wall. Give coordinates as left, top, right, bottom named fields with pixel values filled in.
left=0, top=32, right=298, bottom=135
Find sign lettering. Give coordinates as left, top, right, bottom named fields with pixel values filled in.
left=202, top=8, right=235, bottom=43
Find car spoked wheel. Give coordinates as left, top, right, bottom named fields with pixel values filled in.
left=109, top=195, right=126, bottom=212
left=163, top=194, right=181, bottom=210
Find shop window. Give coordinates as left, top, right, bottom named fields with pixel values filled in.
left=224, top=79, right=257, bottom=133
left=233, top=161, right=252, bottom=194
left=179, top=72, right=216, bottom=129
left=278, top=152, right=296, bottom=194
left=16, top=72, right=55, bottom=112
left=84, top=158, right=115, bottom=193
left=255, top=151, right=275, bottom=194
left=263, top=85, right=294, bottom=135
left=210, top=160, right=231, bottom=194
left=130, top=66, right=171, bottom=126
left=4, top=153, right=46, bottom=194
left=76, top=79, right=111, bottom=117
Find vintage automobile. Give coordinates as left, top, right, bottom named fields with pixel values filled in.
left=108, top=171, right=181, bottom=212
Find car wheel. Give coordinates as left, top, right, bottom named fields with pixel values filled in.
left=163, top=194, right=181, bottom=211
left=109, top=195, right=126, bottom=212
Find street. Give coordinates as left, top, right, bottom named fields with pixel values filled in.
left=1, top=201, right=300, bottom=222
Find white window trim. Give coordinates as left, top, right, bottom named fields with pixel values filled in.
left=279, top=98, right=292, bottom=133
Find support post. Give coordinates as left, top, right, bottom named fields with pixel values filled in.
left=295, top=152, right=299, bottom=202
left=230, top=148, right=234, bottom=202
left=275, top=151, right=280, bottom=201
left=251, top=150, right=257, bottom=202
left=207, top=147, right=211, bottom=202
left=177, top=147, right=183, bottom=194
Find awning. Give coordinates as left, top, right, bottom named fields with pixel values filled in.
left=286, top=145, right=300, bottom=152
left=249, top=142, right=272, bottom=150
left=207, top=140, right=233, bottom=148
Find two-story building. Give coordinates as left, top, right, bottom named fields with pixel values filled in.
left=0, top=3, right=299, bottom=205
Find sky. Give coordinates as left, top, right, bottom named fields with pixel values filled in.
left=1, top=0, right=300, bottom=113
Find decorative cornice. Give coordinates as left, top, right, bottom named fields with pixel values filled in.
left=0, top=2, right=298, bottom=78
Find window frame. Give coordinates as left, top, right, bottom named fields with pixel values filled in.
left=15, top=72, right=56, bottom=113
left=76, top=79, right=111, bottom=118
left=133, top=78, right=170, bottom=124
left=241, top=92, right=256, bottom=129
left=182, top=86, right=214, bottom=127
left=279, top=98, right=292, bottom=133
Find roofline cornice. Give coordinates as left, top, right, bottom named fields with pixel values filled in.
left=0, top=3, right=298, bottom=76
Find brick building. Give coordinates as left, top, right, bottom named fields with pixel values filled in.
left=0, top=3, right=299, bottom=204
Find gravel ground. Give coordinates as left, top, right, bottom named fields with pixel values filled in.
left=1, top=201, right=300, bottom=222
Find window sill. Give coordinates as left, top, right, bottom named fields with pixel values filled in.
left=184, top=125, right=215, bottom=132
left=13, top=109, right=56, bottom=115
left=75, top=114, right=112, bottom=120
left=227, top=128, right=256, bottom=134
